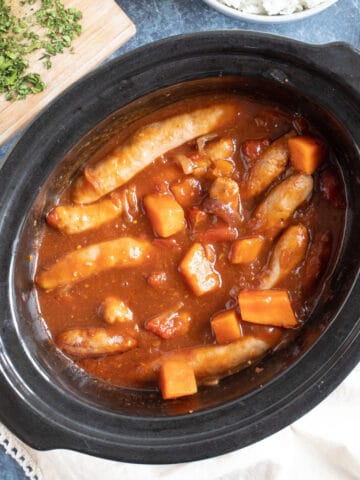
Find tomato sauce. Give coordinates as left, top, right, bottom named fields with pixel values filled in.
left=35, top=93, right=345, bottom=396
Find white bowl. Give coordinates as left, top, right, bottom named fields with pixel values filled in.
left=202, top=0, right=338, bottom=23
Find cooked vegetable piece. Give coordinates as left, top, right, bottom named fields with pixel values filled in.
left=102, top=297, right=133, bottom=324
left=260, top=225, right=309, bottom=289
left=72, top=104, right=237, bottom=204
left=134, top=336, right=273, bottom=385
left=211, top=309, right=242, bottom=344
left=57, top=328, right=137, bottom=358
left=200, top=225, right=238, bottom=243
left=230, top=236, right=264, bottom=264
left=35, top=92, right=345, bottom=395
left=244, top=131, right=296, bottom=199
left=145, top=303, right=191, bottom=339
left=175, top=154, right=196, bottom=175
left=110, top=184, right=139, bottom=222
left=179, top=242, right=220, bottom=296
left=209, top=177, right=239, bottom=213
left=144, top=193, right=185, bottom=238
left=212, top=159, right=234, bottom=177
left=47, top=198, right=122, bottom=235
left=241, top=138, right=270, bottom=164
left=159, top=359, right=197, bottom=399
left=187, top=206, right=208, bottom=230
left=36, top=237, right=152, bottom=290
left=253, top=173, right=313, bottom=237
left=320, top=168, right=346, bottom=208
left=288, top=135, right=326, bottom=174
left=204, top=137, right=235, bottom=161
left=170, top=177, right=202, bottom=208
left=238, top=290, right=298, bottom=328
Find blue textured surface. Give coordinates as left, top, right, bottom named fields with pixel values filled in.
left=0, top=446, right=27, bottom=480
left=0, top=0, right=359, bottom=478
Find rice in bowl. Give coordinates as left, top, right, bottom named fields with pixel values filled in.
left=218, top=0, right=328, bottom=15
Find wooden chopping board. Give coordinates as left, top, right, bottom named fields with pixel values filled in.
left=0, top=0, right=136, bottom=145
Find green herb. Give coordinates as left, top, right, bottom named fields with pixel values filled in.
left=0, top=0, right=82, bottom=101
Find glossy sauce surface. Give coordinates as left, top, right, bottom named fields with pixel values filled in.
left=35, top=93, right=345, bottom=391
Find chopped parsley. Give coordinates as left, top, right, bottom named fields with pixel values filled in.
left=0, top=0, right=82, bottom=101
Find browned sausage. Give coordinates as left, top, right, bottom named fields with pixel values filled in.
left=244, top=131, right=296, bottom=199
left=133, top=336, right=273, bottom=384
left=36, top=237, right=153, bottom=290
left=253, top=173, right=313, bottom=237
left=57, top=328, right=137, bottom=357
left=47, top=198, right=122, bottom=235
left=72, top=104, right=238, bottom=204
left=260, top=224, right=309, bottom=289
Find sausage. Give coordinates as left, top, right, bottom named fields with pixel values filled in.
left=133, top=336, right=273, bottom=384
left=72, top=104, right=238, bottom=204
left=244, top=131, right=296, bottom=199
left=57, top=328, right=137, bottom=357
left=36, top=237, right=153, bottom=290
left=47, top=198, right=122, bottom=235
left=260, top=224, right=309, bottom=289
left=253, top=173, right=313, bottom=237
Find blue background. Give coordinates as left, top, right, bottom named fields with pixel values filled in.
left=1, top=0, right=359, bottom=478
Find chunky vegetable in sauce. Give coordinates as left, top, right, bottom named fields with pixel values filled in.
left=35, top=94, right=345, bottom=400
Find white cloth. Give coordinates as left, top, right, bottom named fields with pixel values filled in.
left=1, top=364, right=359, bottom=480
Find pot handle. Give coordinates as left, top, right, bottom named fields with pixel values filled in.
left=305, top=42, right=360, bottom=94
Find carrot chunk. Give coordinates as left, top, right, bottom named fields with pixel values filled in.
left=238, top=290, right=297, bottom=328
left=179, top=243, right=220, bottom=296
left=159, top=359, right=197, bottom=399
left=211, top=309, right=242, bottom=344
left=230, top=236, right=264, bottom=264
left=288, top=136, right=326, bottom=175
left=144, top=193, right=185, bottom=238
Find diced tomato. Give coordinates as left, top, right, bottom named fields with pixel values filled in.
left=241, top=138, right=270, bottom=164
left=146, top=309, right=191, bottom=339
left=320, top=169, right=345, bottom=209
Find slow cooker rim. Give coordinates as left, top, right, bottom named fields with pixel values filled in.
left=0, top=30, right=359, bottom=462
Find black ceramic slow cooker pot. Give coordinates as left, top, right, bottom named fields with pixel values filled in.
left=0, top=31, right=359, bottom=464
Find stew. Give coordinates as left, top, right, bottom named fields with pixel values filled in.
left=35, top=92, right=345, bottom=400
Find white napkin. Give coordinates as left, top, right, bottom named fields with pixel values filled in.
left=1, top=364, right=359, bottom=480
